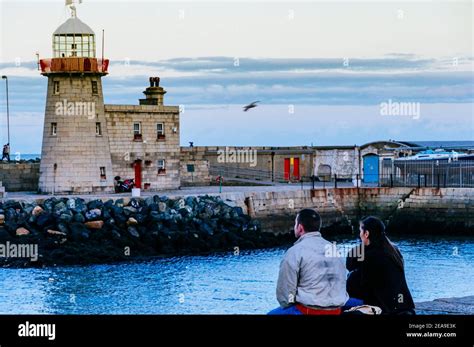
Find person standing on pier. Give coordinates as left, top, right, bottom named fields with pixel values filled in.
left=2, top=143, right=10, bottom=162
left=268, top=209, right=349, bottom=315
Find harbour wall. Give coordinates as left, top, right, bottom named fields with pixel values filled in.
left=2, top=186, right=472, bottom=235
left=216, top=187, right=474, bottom=235
left=0, top=162, right=40, bottom=192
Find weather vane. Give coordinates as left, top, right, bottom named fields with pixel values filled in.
left=66, top=0, right=82, bottom=18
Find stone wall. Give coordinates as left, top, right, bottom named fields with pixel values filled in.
left=0, top=162, right=40, bottom=191
left=105, top=105, right=180, bottom=191
left=180, top=147, right=210, bottom=186
left=216, top=187, right=474, bottom=235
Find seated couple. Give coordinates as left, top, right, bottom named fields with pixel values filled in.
left=268, top=209, right=415, bottom=315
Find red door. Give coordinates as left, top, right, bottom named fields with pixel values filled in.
left=284, top=158, right=290, bottom=180
left=293, top=158, right=300, bottom=180
left=134, top=160, right=142, bottom=188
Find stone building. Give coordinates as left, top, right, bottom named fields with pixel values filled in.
left=38, top=9, right=179, bottom=193
left=105, top=77, right=180, bottom=191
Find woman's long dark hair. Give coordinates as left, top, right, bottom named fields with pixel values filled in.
left=360, top=216, right=404, bottom=270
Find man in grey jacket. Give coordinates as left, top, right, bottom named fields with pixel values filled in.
left=268, top=208, right=349, bottom=315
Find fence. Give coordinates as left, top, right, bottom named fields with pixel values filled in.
left=380, top=159, right=474, bottom=188
left=209, top=159, right=474, bottom=189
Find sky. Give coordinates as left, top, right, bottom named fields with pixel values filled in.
left=0, top=0, right=473, bottom=154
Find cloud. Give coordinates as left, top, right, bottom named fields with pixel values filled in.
left=0, top=55, right=471, bottom=152
left=101, top=56, right=472, bottom=105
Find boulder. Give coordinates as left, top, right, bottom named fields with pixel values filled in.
left=43, top=198, right=56, bottom=212
left=185, top=196, right=197, bottom=208
left=71, top=199, right=87, bottom=214
left=135, top=213, right=148, bottom=224
left=32, top=206, right=44, bottom=216
left=85, top=208, right=102, bottom=220
left=4, top=220, right=19, bottom=233
left=114, top=199, right=125, bottom=207
left=66, top=198, right=76, bottom=210
left=47, top=229, right=67, bottom=236
left=36, top=212, right=54, bottom=228
left=150, top=211, right=161, bottom=222
left=232, top=206, right=245, bottom=216
left=5, top=208, right=17, bottom=221
left=3, top=200, right=22, bottom=210
left=129, top=199, right=141, bottom=209
left=178, top=206, right=193, bottom=218
left=59, top=212, right=73, bottom=223
left=23, top=203, right=37, bottom=215
left=145, top=196, right=155, bottom=207
left=87, top=199, right=104, bottom=210
left=158, top=202, right=167, bottom=213
left=70, top=223, right=90, bottom=241
left=199, top=222, right=214, bottom=236
left=16, top=227, right=30, bottom=236
left=57, top=223, right=69, bottom=234
left=53, top=201, right=68, bottom=216
left=123, top=206, right=137, bottom=215
left=127, top=226, right=140, bottom=238
left=73, top=213, right=85, bottom=223
left=104, top=199, right=114, bottom=209
left=85, top=220, right=104, bottom=229
left=0, top=227, right=11, bottom=240
left=0, top=214, right=4, bottom=225
left=127, top=217, right=138, bottom=226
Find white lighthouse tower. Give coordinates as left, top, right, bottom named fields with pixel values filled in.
left=38, top=1, right=114, bottom=193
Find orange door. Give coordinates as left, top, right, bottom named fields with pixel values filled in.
left=284, top=158, right=290, bottom=180
left=293, top=158, right=300, bottom=180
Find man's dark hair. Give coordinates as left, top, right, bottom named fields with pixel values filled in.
left=296, top=209, right=321, bottom=232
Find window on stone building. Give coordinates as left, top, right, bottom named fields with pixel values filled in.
left=133, top=122, right=142, bottom=141
left=53, top=81, right=60, bottom=95
left=157, top=123, right=165, bottom=140
left=96, top=122, right=102, bottom=136
left=51, top=123, right=57, bottom=136
left=91, top=81, right=98, bottom=95
left=157, top=159, right=166, bottom=175
left=100, top=166, right=106, bottom=180
left=187, top=164, right=195, bottom=173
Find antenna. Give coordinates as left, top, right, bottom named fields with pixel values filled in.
left=102, top=29, right=105, bottom=63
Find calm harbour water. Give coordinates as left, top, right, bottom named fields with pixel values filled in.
left=0, top=235, right=473, bottom=314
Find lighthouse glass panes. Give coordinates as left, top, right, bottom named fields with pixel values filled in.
left=53, top=34, right=95, bottom=58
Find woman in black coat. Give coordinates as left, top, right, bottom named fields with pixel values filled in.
left=346, top=216, right=415, bottom=314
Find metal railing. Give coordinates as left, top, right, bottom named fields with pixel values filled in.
left=380, top=159, right=474, bottom=188
left=209, top=159, right=474, bottom=189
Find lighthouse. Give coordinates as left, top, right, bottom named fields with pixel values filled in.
left=38, top=2, right=114, bottom=193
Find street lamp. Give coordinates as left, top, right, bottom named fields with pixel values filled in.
left=1, top=76, right=10, bottom=146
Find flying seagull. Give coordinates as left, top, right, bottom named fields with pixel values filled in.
left=243, top=101, right=260, bottom=112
